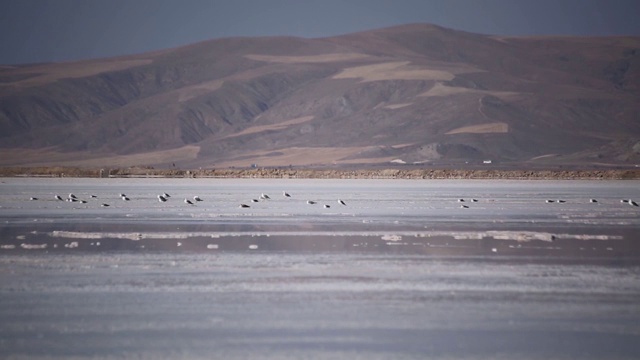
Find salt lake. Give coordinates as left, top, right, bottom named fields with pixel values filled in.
left=1, top=178, right=639, bottom=359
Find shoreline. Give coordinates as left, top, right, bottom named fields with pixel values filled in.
left=1, top=166, right=639, bottom=180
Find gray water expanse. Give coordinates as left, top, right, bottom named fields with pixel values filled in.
left=1, top=178, right=640, bottom=359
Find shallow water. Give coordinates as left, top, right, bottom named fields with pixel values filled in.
left=1, top=178, right=640, bottom=359
left=2, top=253, right=640, bottom=359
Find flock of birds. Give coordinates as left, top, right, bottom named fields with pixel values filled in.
left=31, top=191, right=349, bottom=209
left=544, top=198, right=639, bottom=207
left=28, top=191, right=640, bottom=209
left=236, top=191, right=347, bottom=209
left=456, top=197, right=638, bottom=208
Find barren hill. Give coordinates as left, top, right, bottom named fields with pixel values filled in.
left=1, top=24, right=639, bottom=168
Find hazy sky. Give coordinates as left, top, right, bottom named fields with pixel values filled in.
left=1, top=0, right=639, bottom=64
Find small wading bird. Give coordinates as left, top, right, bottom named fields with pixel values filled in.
left=101, top=203, right=110, bottom=207
left=260, top=193, right=270, bottom=200
left=630, top=200, right=639, bottom=207
left=239, top=204, right=250, bottom=208
left=590, top=199, right=598, bottom=203
left=121, top=196, right=130, bottom=201
left=158, top=195, right=167, bottom=202
left=163, top=192, right=171, bottom=198
left=55, top=195, right=63, bottom=201
left=324, top=204, right=330, bottom=208
left=194, top=196, right=203, bottom=202
left=184, top=198, right=194, bottom=205
left=338, top=199, right=346, bottom=206
left=30, top=197, right=38, bottom=201
left=307, top=200, right=316, bottom=205
left=283, top=191, right=291, bottom=197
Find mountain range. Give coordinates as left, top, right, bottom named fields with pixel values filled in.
left=1, top=24, right=639, bottom=169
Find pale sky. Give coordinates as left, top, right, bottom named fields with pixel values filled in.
left=1, top=0, right=639, bottom=64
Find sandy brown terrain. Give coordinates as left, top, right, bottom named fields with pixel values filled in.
left=446, top=122, right=509, bottom=135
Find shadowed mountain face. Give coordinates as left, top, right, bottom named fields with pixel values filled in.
left=1, top=24, right=639, bottom=168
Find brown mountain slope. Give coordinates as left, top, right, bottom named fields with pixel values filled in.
left=0, top=24, right=639, bottom=168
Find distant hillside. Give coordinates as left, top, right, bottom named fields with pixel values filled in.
left=1, top=24, right=639, bottom=168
